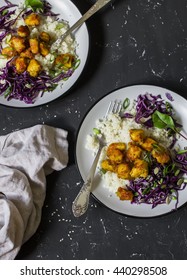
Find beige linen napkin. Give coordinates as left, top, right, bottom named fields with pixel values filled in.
left=0, top=124, right=68, bottom=260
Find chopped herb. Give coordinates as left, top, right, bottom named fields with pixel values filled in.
left=4, top=86, right=12, bottom=98
left=73, top=59, right=81, bottom=70
left=123, top=98, right=130, bottom=110
left=24, top=0, right=44, bottom=11
left=152, top=110, right=187, bottom=141
left=93, top=128, right=101, bottom=135
left=2, top=9, right=8, bottom=16
left=177, top=149, right=187, bottom=154
left=55, top=22, right=65, bottom=30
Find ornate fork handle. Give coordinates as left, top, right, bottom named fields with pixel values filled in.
left=72, top=143, right=103, bottom=217
left=62, top=0, right=112, bottom=40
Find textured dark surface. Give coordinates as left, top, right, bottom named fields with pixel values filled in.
left=1, top=0, right=187, bottom=260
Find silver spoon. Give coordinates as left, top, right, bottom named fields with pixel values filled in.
left=61, top=0, right=113, bottom=40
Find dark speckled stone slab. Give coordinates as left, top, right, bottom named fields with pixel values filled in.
left=0, top=0, right=187, bottom=260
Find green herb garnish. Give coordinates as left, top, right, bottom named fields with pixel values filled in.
left=152, top=110, right=175, bottom=129
left=93, top=128, right=101, bottom=135
left=4, top=86, right=12, bottom=98
left=24, top=0, right=44, bottom=12
left=73, top=59, right=81, bottom=70
left=123, top=98, right=130, bottom=110
left=152, top=110, right=187, bottom=140
left=177, top=149, right=187, bottom=154
left=55, top=22, right=65, bottom=30
left=2, top=9, right=8, bottom=16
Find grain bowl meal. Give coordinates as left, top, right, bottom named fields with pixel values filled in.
left=0, top=0, right=79, bottom=103
left=86, top=93, right=187, bottom=209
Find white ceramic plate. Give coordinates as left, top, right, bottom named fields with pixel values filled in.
left=0, top=0, right=89, bottom=107
left=76, top=85, right=187, bottom=217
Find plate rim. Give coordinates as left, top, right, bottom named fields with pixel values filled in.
left=75, top=83, right=187, bottom=218
left=0, top=0, right=89, bottom=108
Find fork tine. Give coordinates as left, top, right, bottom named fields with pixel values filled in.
left=105, top=100, right=122, bottom=117
left=104, top=101, right=113, bottom=117
left=112, top=100, right=118, bottom=114
left=113, top=100, right=122, bottom=114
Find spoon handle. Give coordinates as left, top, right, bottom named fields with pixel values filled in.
left=62, top=0, right=112, bottom=40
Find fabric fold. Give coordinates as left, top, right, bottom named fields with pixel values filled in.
left=0, top=124, right=68, bottom=260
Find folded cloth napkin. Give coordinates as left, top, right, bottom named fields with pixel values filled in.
left=0, top=124, right=68, bottom=260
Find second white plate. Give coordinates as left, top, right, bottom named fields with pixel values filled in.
left=76, top=85, right=187, bottom=217
left=0, top=0, right=89, bottom=107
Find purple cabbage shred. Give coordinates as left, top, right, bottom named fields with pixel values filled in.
left=165, top=92, right=174, bottom=101
left=127, top=152, right=187, bottom=209
left=0, top=61, right=74, bottom=103
left=0, top=0, right=76, bottom=103
left=135, top=93, right=170, bottom=124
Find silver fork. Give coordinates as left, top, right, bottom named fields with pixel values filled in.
left=61, top=0, right=112, bottom=41
left=72, top=100, right=122, bottom=217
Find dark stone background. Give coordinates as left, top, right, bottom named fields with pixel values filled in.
left=1, top=0, right=187, bottom=259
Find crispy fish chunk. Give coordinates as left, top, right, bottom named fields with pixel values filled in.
left=141, top=137, right=157, bottom=152
left=1, top=46, right=16, bottom=58
left=29, top=38, right=39, bottom=54
left=10, top=36, right=26, bottom=53
left=17, top=25, right=30, bottom=37
left=106, top=142, right=126, bottom=164
left=24, top=13, right=40, bottom=26
left=20, top=48, right=34, bottom=59
left=117, top=163, right=131, bottom=180
left=151, top=146, right=170, bottom=165
left=39, top=42, right=49, bottom=56
left=101, top=159, right=116, bottom=172
left=27, top=59, right=42, bottom=77
left=130, top=159, right=148, bottom=178
left=129, top=129, right=145, bottom=143
left=107, top=149, right=124, bottom=164
left=107, top=142, right=126, bottom=153
left=116, top=187, right=133, bottom=201
left=39, top=31, right=51, bottom=43
left=15, top=57, right=28, bottom=73
left=126, top=142, right=142, bottom=162
left=55, top=53, right=75, bottom=69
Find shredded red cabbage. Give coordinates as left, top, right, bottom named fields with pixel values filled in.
left=0, top=60, right=74, bottom=103
left=135, top=93, right=171, bottom=125
left=0, top=0, right=17, bottom=43
left=165, top=92, right=174, bottom=101
left=120, top=93, right=187, bottom=209
left=128, top=154, right=187, bottom=209
left=174, top=151, right=187, bottom=174
left=0, top=0, right=78, bottom=104
left=121, top=93, right=174, bottom=126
